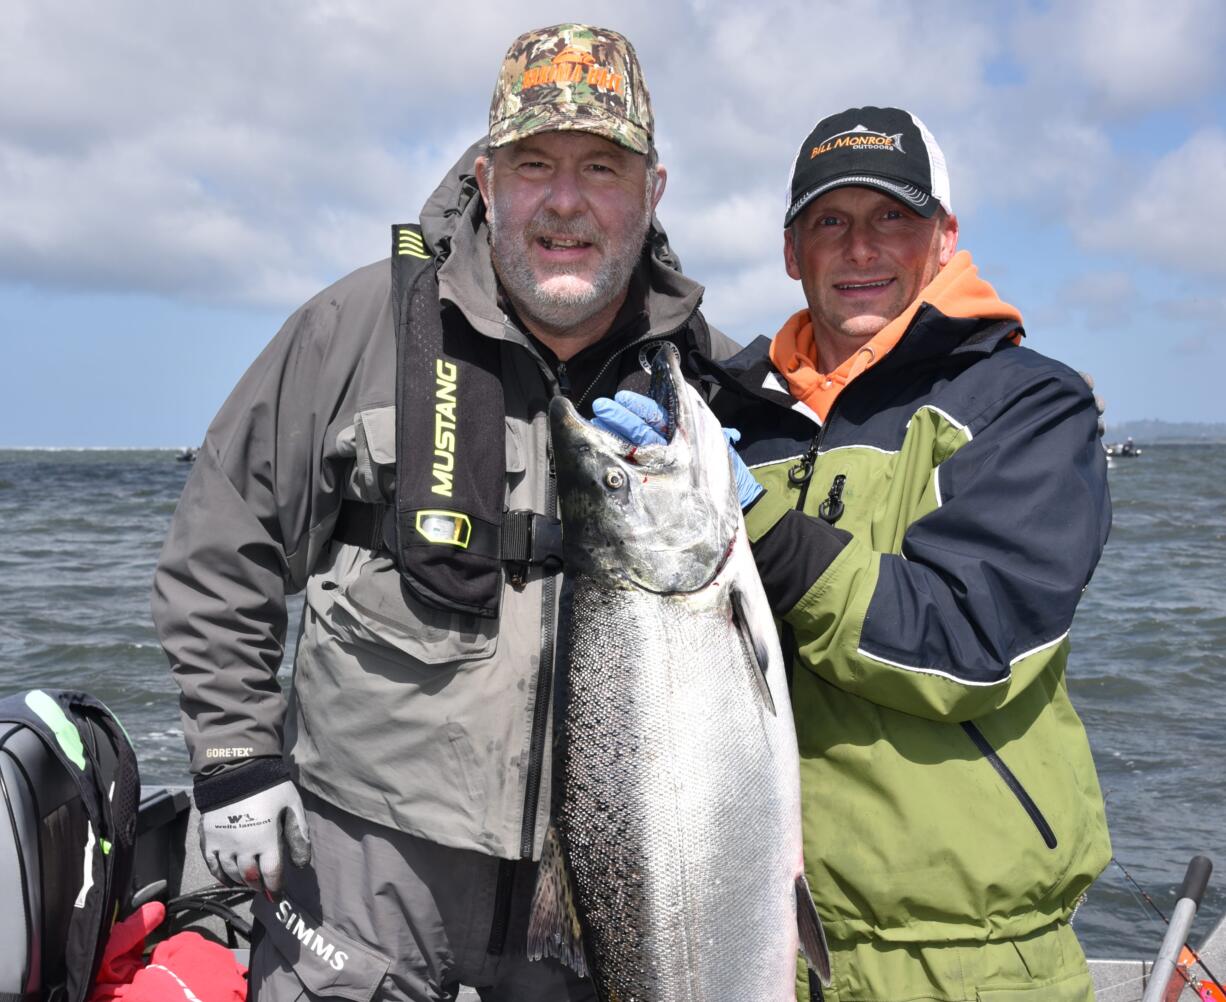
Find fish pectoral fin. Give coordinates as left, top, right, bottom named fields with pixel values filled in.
left=796, top=873, right=832, bottom=986
left=527, top=824, right=589, bottom=979
left=731, top=586, right=776, bottom=715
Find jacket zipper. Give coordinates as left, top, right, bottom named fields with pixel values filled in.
left=520, top=440, right=558, bottom=860
left=817, top=474, right=846, bottom=525
left=779, top=413, right=828, bottom=687
left=489, top=387, right=561, bottom=955
left=961, top=721, right=1058, bottom=849
left=575, top=305, right=702, bottom=408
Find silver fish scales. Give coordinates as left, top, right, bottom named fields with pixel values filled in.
left=531, top=343, right=829, bottom=1001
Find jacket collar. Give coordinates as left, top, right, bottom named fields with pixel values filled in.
left=703, top=305, right=1022, bottom=412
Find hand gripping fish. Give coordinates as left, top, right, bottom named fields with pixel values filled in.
left=531, top=343, right=830, bottom=1001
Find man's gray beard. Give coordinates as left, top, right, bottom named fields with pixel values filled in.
left=487, top=196, right=653, bottom=335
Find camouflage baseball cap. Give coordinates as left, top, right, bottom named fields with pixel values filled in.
left=488, top=24, right=654, bottom=155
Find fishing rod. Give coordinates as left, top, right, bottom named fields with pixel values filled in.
left=1112, top=855, right=1224, bottom=1001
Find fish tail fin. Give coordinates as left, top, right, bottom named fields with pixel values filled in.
left=527, top=824, right=589, bottom=978
left=796, top=872, right=831, bottom=986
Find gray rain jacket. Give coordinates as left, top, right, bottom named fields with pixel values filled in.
left=152, top=143, right=735, bottom=860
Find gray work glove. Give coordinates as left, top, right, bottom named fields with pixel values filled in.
left=199, top=779, right=312, bottom=893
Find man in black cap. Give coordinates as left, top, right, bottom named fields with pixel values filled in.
left=597, top=106, right=1111, bottom=1000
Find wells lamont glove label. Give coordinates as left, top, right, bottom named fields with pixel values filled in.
left=215, top=811, right=272, bottom=832
left=253, top=892, right=391, bottom=993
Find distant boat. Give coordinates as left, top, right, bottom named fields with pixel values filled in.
left=1106, top=439, right=1142, bottom=459
left=175, top=447, right=198, bottom=463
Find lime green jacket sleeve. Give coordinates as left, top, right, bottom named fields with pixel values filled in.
left=743, top=368, right=1109, bottom=723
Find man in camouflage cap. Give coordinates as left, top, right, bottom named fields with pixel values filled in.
left=156, top=20, right=735, bottom=1002
left=487, top=23, right=653, bottom=154
left=472, top=24, right=690, bottom=363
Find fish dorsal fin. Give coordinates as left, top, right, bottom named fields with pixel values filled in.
left=731, top=586, right=776, bottom=716
left=527, top=824, right=589, bottom=978
left=795, top=873, right=832, bottom=986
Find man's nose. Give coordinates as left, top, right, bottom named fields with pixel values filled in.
left=843, top=222, right=878, bottom=265
left=543, top=167, right=586, bottom=217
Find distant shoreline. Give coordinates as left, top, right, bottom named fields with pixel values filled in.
left=1105, top=420, right=1226, bottom=444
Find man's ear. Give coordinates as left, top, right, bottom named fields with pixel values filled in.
left=783, top=226, right=802, bottom=281
left=650, top=164, right=667, bottom=212
left=938, top=212, right=959, bottom=266
left=475, top=155, right=491, bottom=208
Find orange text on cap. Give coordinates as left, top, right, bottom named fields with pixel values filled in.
left=521, top=48, right=624, bottom=93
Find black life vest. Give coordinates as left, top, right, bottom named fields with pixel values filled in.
left=389, top=228, right=509, bottom=618
left=333, top=223, right=713, bottom=619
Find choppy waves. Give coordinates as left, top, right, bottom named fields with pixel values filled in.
left=1, top=446, right=1222, bottom=959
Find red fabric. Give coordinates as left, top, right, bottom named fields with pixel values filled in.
left=88, top=902, right=247, bottom=1002
left=118, top=931, right=247, bottom=1001
left=88, top=903, right=166, bottom=1002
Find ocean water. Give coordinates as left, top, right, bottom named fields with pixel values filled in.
left=0, top=445, right=1222, bottom=961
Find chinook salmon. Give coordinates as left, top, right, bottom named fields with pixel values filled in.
left=530, top=343, right=829, bottom=1000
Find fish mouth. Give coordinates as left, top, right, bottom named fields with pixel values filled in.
left=643, top=344, right=681, bottom=447
left=548, top=341, right=737, bottom=595
left=610, top=341, right=689, bottom=466
left=548, top=343, right=687, bottom=466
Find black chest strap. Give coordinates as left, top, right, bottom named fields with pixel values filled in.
left=389, top=224, right=508, bottom=618
left=333, top=502, right=562, bottom=581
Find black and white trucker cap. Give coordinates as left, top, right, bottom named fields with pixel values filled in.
left=784, top=106, right=952, bottom=226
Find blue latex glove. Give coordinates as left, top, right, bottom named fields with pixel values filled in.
left=590, top=392, right=764, bottom=509
left=591, top=391, right=668, bottom=446
left=722, top=426, right=765, bottom=510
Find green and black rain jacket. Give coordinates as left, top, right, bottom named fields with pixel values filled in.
left=703, top=281, right=1112, bottom=947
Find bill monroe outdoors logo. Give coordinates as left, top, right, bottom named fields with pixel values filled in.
left=811, top=125, right=906, bottom=159
left=520, top=45, right=624, bottom=94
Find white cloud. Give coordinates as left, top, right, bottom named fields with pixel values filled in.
left=1027, top=270, right=1139, bottom=332
left=698, top=261, right=802, bottom=340
left=1077, top=128, right=1226, bottom=278
left=1012, top=0, right=1226, bottom=115
left=664, top=189, right=781, bottom=267
left=0, top=0, right=1223, bottom=339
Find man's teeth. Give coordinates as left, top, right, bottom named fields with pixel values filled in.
left=541, top=237, right=588, bottom=249
left=837, top=279, right=892, bottom=289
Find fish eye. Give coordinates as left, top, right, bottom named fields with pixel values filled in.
left=603, top=468, right=626, bottom=490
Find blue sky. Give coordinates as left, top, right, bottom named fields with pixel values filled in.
left=3, top=0, right=1225, bottom=446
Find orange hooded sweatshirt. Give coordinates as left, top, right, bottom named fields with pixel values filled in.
left=770, top=250, right=1023, bottom=422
